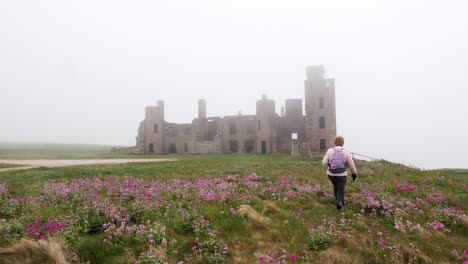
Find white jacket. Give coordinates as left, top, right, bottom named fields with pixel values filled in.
left=322, top=146, right=357, bottom=176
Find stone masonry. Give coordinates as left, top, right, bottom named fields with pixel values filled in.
left=130, top=65, right=337, bottom=155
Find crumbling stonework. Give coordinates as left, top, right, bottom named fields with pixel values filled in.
left=129, top=66, right=337, bottom=155
left=299, top=143, right=312, bottom=159
left=128, top=121, right=145, bottom=154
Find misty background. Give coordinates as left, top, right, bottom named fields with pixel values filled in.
left=1, top=0, right=467, bottom=169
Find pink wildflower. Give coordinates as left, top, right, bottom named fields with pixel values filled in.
left=258, top=255, right=265, bottom=264
left=378, top=239, right=386, bottom=248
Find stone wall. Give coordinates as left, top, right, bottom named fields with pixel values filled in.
left=219, top=115, right=257, bottom=153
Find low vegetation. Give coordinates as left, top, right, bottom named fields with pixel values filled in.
left=0, top=143, right=136, bottom=160
left=0, top=150, right=466, bottom=263
left=0, top=164, right=21, bottom=169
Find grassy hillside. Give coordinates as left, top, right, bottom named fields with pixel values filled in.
left=0, top=154, right=466, bottom=263
left=0, top=142, right=137, bottom=159
left=0, top=164, right=21, bottom=169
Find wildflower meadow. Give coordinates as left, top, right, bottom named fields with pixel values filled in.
left=0, top=154, right=466, bottom=263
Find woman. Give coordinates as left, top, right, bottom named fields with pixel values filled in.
left=322, top=136, right=357, bottom=210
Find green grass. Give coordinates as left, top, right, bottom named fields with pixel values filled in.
left=434, top=168, right=468, bottom=177
left=0, top=163, right=21, bottom=169
left=0, top=145, right=466, bottom=263
left=0, top=142, right=141, bottom=159
left=0, top=154, right=319, bottom=196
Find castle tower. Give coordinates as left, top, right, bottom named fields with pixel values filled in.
left=144, top=100, right=165, bottom=154
left=304, top=65, right=337, bottom=152
left=198, top=99, right=206, bottom=120
left=256, top=94, right=276, bottom=154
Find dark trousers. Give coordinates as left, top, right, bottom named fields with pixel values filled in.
left=328, top=175, right=347, bottom=205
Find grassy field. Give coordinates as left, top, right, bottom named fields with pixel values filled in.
left=0, top=142, right=143, bottom=159
left=0, top=164, right=21, bottom=169
left=0, top=145, right=466, bottom=263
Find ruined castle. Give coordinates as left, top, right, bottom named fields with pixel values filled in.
left=130, top=65, right=336, bottom=155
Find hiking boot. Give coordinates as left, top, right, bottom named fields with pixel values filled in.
left=336, top=201, right=343, bottom=210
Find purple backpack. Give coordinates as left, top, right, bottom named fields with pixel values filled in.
left=329, top=147, right=347, bottom=173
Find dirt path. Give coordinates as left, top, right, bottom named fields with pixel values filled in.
left=0, top=158, right=178, bottom=172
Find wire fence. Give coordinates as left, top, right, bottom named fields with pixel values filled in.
left=351, top=152, right=380, bottom=161
left=308, top=151, right=380, bottom=162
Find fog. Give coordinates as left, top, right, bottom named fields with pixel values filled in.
left=1, top=0, right=467, bottom=169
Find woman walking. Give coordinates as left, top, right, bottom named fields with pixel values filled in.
left=322, top=136, right=357, bottom=210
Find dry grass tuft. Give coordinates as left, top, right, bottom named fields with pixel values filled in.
left=322, top=235, right=381, bottom=264
left=400, top=246, right=432, bottom=264
left=237, top=205, right=271, bottom=226
left=317, top=247, right=353, bottom=264
left=0, top=238, right=78, bottom=264
left=230, top=245, right=247, bottom=263
left=332, top=235, right=359, bottom=249
left=261, top=201, right=284, bottom=215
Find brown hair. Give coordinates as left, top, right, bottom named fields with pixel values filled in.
left=335, top=136, right=344, bottom=146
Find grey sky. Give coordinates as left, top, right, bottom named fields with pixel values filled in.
left=1, top=0, right=467, bottom=169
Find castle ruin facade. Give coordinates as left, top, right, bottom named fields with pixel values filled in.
left=130, top=65, right=337, bottom=155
